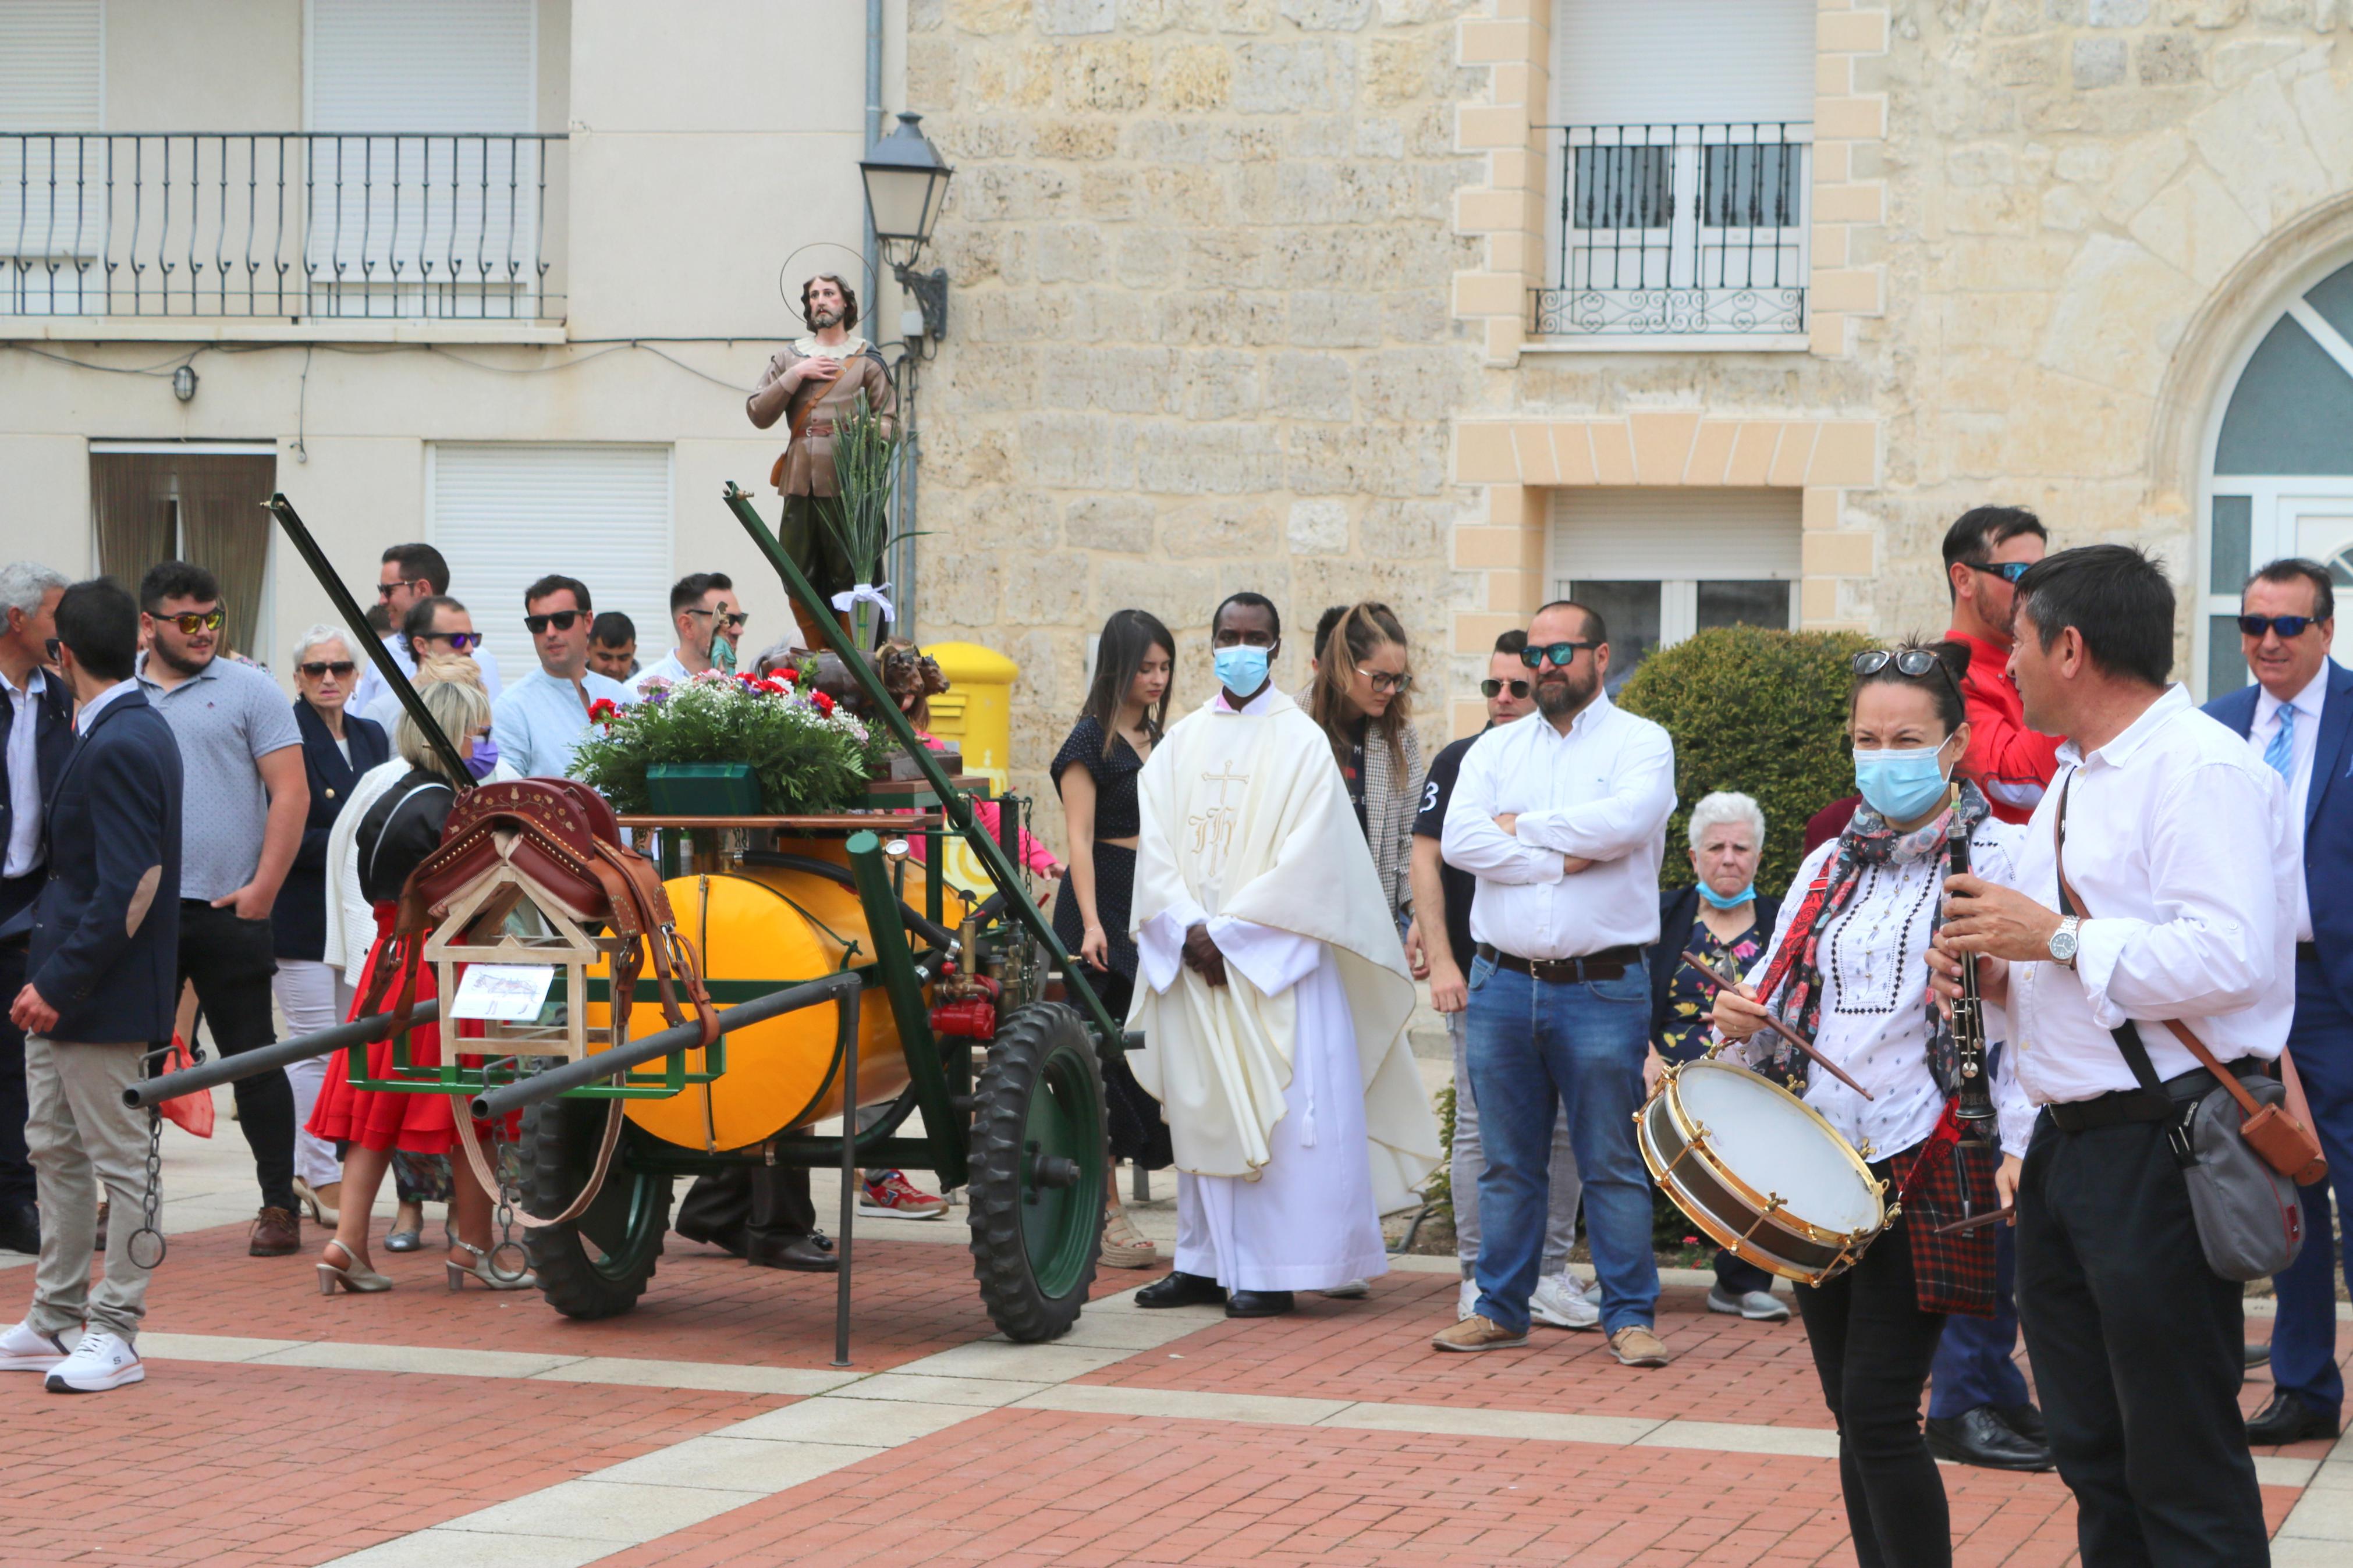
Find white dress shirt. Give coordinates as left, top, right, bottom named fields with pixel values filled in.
left=2, top=666, right=45, bottom=878
left=1440, top=688, right=1677, bottom=958
left=2246, top=666, right=2325, bottom=943
left=74, top=677, right=137, bottom=733
left=2004, top=685, right=2294, bottom=1105
left=1726, top=822, right=2036, bottom=1160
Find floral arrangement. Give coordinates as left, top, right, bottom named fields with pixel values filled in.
left=572, top=664, right=890, bottom=816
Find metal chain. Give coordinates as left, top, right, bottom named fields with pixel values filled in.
left=481, top=1062, right=531, bottom=1283
left=126, top=1105, right=166, bottom=1270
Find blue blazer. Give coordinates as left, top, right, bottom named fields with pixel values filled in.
left=271, top=700, right=389, bottom=961
left=0, top=670, right=76, bottom=939
left=2205, top=660, right=2353, bottom=1011
left=27, top=687, right=183, bottom=1044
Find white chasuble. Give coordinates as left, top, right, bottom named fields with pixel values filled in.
left=1127, top=688, right=1440, bottom=1289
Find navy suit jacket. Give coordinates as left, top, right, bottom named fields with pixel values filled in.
left=0, top=670, right=76, bottom=939
left=2204, top=660, right=2353, bottom=1012
left=27, top=687, right=183, bottom=1044
left=271, top=700, right=389, bottom=961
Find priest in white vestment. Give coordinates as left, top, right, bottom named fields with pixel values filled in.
left=1127, top=609, right=1439, bottom=1316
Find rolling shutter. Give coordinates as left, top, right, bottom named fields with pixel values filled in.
left=307, top=0, right=534, bottom=132
left=1550, top=488, right=1802, bottom=584
left=1550, top=0, right=1816, bottom=126
left=429, top=445, right=673, bottom=680
left=0, top=0, right=101, bottom=131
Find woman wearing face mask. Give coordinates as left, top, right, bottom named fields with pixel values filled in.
left=1708, top=641, right=2033, bottom=1568
left=1641, top=791, right=1787, bottom=1323
left=1052, top=609, right=1177, bottom=1268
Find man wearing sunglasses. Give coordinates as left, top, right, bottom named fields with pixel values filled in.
left=631, top=572, right=748, bottom=698
left=348, top=543, right=502, bottom=717
left=356, top=596, right=484, bottom=733
left=133, top=563, right=310, bottom=1258
left=1435, top=600, right=1677, bottom=1366
left=0, top=562, right=72, bottom=1259
left=1408, top=630, right=1592, bottom=1329
left=2203, top=558, right=2353, bottom=1449
left=492, top=574, right=633, bottom=780
left=1942, top=506, right=2060, bottom=826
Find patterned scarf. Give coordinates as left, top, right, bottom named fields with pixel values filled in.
left=1749, top=777, right=1992, bottom=1094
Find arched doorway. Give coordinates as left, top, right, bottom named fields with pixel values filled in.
left=2201, top=256, right=2353, bottom=695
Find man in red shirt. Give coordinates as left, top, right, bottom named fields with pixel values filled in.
left=1943, top=506, right=2061, bottom=824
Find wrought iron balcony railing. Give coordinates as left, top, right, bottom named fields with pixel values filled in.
left=1531, top=122, right=1810, bottom=341
left=3, top=132, right=563, bottom=321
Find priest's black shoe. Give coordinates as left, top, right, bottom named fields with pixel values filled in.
left=746, top=1232, right=837, bottom=1272
left=1225, top=1289, right=1294, bottom=1318
left=1993, top=1400, right=2046, bottom=1445
left=1136, top=1270, right=1227, bottom=1309
left=2246, top=1389, right=2341, bottom=1445
left=1925, top=1406, right=2054, bottom=1471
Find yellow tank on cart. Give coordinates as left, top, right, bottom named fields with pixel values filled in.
left=584, top=837, right=979, bottom=1153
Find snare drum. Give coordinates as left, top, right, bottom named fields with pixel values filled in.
left=1636, top=1058, right=1889, bottom=1285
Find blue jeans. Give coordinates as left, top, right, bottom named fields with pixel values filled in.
left=2267, top=954, right=2353, bottom=1418
left=1926, top=1221, right=2029, bottom=1418
left=1465, top=953, right=1659, bottom=1335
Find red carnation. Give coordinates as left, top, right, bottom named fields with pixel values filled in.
left=587, top=698, right=619, bottom=724
left=810, top=690, right=835, bottom=716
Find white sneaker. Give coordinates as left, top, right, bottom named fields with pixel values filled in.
left=1530, top=1271, right=1603, bottom=1331
left=0, top=1321, right=72, bottom=1373
left=1456, top=1278, right=1479, bottom=1321
left=1708, top=1285, right=1791, bottom=1322
left=1318, top=1277, right=1371, bottom=1300
left=44, top=1330, right=144, bottom=1393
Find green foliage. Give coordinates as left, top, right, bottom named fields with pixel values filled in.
left=572, top=669, right=879, bottom=816
left=1616, top=625, right=1879, bottom=896
left=819, top=390, right=902, bottom=588
left=1422, top=1079, right=1456, bottom=1218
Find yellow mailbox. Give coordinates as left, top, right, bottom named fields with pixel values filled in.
left=921, top=640, right=1020, bottom=783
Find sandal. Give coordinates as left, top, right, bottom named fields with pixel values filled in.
left=317, top=1239, right=392, bottom=1296
left=1101, top=1206, right=1159, bottom=1270
left=446, top=1239, right=537, bottom=1293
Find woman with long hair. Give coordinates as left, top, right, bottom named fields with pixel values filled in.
left=1709, top=641, right=2033, bottom=1568
left=1052, top=609, right=1176, bottom=1267
left=307, top=677, right=533, bottom=1295
left=1304, top=602, right=1424, bottom=933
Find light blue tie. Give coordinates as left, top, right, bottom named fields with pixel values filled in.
left=2266, top=704, right=2297, bottom=780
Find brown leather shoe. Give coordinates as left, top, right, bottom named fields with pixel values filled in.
left=1608, top=1324, right=1671, bottom=1367
left=249, top=1206, right=301, bottom=1257
left=1431, top=1313, right=1529, bottom=1353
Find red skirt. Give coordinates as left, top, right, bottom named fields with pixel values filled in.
left=306, top=905, right=520, bottom=1155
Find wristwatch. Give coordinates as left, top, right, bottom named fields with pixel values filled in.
left=2047, top=915, right=2081, bottom=969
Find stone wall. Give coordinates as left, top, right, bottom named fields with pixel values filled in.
left=904, top=0, right=1487, bottom=829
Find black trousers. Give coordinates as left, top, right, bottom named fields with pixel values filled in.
left=0, top=936, right=31, bottom=1207
left=2017, top=1113, right=2268, bottom=1566
left=177, top=902, right=295, bottom=1213
left=1794, top=1196, right=1951, bottom=1568
left=675, top=1164, right=815, bottom=1249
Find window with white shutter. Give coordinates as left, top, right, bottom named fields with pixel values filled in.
left=1, top=0, right=104, bottom=284
left=1538, top=1, right=1815, bottom=344
left=305, top=0, right=538, bottom=317
left=429, top=445, right=673, bottom=682
left=1549, top=488, right=1801, bottom=691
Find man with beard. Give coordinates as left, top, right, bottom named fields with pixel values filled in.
left=1436, top=600, right=1677, bottom=1366
left=134, top=562, right=308, bottom=1256
left=746, top=273, right=897, bottom=649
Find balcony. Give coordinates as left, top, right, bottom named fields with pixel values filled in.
left=2, top=132, right=564, bottom=330
left=1530, top=122, right=1811, bottom=346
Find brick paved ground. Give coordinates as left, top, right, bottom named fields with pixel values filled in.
left=0, top=1215, right=2343, bottom=1566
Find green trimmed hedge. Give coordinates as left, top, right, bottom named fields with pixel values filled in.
left=1617, top=625, right=1878, bottom=897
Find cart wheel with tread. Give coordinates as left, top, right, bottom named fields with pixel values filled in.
left=523, top=1096, right=675, bottom=1320
left=967, top=1001, right=1105, bottom=1342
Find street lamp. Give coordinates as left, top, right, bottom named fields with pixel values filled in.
left=860, top=111, right=954, bottom=343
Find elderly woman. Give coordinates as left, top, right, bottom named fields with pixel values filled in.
left=1641, top=792, right=1787, bottom=1322
left=308, top=675, right=532, bottom=1294
left=269, top=626, right=391, bottom=1231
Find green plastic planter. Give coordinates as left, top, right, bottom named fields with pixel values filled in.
left=645, top=762, right=761, bottom=816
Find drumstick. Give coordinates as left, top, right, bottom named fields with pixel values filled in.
left=1678, top=951, right=1876, bottom=1103
left=1926, top=1207, right=2014, bottom=1237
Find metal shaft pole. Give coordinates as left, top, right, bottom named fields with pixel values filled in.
left=833, top=984, right=860, bottom=1370
left=126, top=1001, right=443, bottom=1108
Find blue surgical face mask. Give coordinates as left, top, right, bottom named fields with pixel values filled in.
left=1213, top=644, right=1269, bottom=696
left=1698, top=880, right=1756, bottom=910
left=1853, top=742, right=1951, bottom=822
left=465, top=734, right=501, bottom=781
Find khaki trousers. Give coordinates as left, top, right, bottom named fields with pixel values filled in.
left=24, top=1038, right=152, bottom=1342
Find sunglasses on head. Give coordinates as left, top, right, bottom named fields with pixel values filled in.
left=1966, top=560, right=2032, bottom=585
left=1481, top=678, right=1531, bottom=699
left=417, top=630, right=481, bottom=653
left=1853, top=646, right=1965, bottom=704
left=160, top=609, right=224, bottom=635
left=1520, top=641, right=1599, bottom=669
left=2240, top=614, right=2320, bottom=639
left=375, top=578, right=426, bottom=600
left=524, top=610, right=582, bottom=635
left=298, top=660, right=357, bottom=678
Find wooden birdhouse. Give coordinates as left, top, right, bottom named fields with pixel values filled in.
left=424, top=861, right=616, bottom=1061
